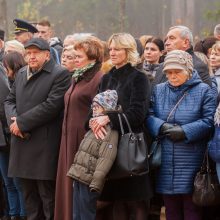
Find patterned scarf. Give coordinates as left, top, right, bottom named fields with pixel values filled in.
left=72, top=62, right=95, bottom=82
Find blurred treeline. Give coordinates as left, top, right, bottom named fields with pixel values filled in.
left=2, top=0, right=220, bottom=41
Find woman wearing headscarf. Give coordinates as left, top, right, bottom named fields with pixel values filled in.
left=147, top=50, right=216, bottom=220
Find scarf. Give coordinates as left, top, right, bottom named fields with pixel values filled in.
left=143, top=61, right=160, bottom=78
left=72, top=62, right=95, bottom=82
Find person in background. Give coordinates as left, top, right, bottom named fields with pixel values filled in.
left=61, top=45, right=76, bottom=73
left=0, top=52, right=26, bottom=220
left=93, top=33, right=152, bottom=220
left=0, top=29, right=5, bottom=62
left=36, top=20, right=63, bottom=59
left=4, top=38, right=70, bottom=220
left=4, top=40, right=25, bottom=56
left=214, top=24, right=220, bottom=40
left=153, top=25, right=211, bottom=88
left=147, top=50, right=216, bottom=220
left=194, top=36, right=218, bottom=58
left=13, top=19, right=38, bottom=45
left=143, top=37, right=164, bottom=85
left=63, top=35, right=77, bottom=48
left=3, top=51, right=26, bottom=87
left=54, top=36, right=103, bottom=220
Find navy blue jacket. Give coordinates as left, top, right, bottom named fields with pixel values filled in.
left=146, top=71, right=216, bottom=194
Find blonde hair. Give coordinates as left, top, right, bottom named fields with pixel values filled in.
left=108, top=33, right=140, bottom=66
left=211, top=41, right=220, bottom=53
left=5, top=40, right=25, bottom=56
left=194, top=51, right=213, bottom=76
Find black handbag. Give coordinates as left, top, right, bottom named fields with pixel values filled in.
left=148, top=137, right=161, bottom=169
left=192, top=151, right=220, bottom=206
left=107, top=113, right=149, bottom=179
left=148, top=91, right=188, bottom=169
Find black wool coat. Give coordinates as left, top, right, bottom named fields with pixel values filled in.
left=0, top=66, right=9, bottom=147
left=98, top=63, right=153, bottom=201
left=4, top=59, right=71, bottom=180
left=152, top=47, right=212, bottom=88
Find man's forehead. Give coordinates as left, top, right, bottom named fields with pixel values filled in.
left=167, top=28, right=180, bottom=36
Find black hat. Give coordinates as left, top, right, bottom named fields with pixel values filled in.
left=0, top=29, right=4, bottom=41
left=24, top=38, right=50, bottom=51
left=13, top=18, right=38, bottom=34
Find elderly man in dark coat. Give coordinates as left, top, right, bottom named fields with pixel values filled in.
left=152, top=25, right=212, bottom=88
left=4, top=38, right=70, bottom=220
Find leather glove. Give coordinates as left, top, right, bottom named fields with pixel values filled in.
left=164, top=125, right=186, bottom=141
left=159, top=123, right=175, bottom=135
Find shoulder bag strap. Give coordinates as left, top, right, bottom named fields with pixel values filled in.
left=166, top=91, right=188, bottom=122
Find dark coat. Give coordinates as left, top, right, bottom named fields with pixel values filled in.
left=54, top=63, right=103, bottom=220
left=4, top=59, right=71, bottom=180
left=147, top=71, right=216, bottom=194
left=152, top=47, right=212, bottom=88
left=0, top=66, right=9, bottom=147
left=98, top=63, right=153, bottom=201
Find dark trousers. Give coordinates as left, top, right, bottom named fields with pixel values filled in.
left=163, top=194, right=202, bottom=220
left=73, top=181, right=99, bottom=220
left=19, top=179, right=55, bottom=220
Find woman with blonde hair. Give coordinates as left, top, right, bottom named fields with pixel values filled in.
left=91, top=33, right=152, bottom=220
left=61, top=45, right=76, bottom=73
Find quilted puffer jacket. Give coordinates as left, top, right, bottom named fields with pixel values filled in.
left=67, top=125, right=118, bottom=193
left=146, top=71, right=216, bottom=194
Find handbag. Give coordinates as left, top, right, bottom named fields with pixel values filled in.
left=148, top=91, right=188, bottom=169
left=148, top=137, right=161, bottom=169
left=192, top=151, right=220, bottom=206
left=107, top=113, right=149, bottom=179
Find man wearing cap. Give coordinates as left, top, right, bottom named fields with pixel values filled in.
left=4, top=38, right=71, bottom=220
left=13, top=19, right=38, bottom=45
left=152, top=25, right=211, bottom=88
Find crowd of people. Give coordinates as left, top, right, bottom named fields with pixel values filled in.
left=0, top=18, right=220, bottom=220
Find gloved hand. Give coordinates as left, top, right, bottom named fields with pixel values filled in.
left=164, top=125, right=186, bottom=141
left=159, top=123, right=175, bottom=135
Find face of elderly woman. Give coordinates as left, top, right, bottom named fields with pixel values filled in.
left=109, top=40, right=127, bottom=69
left=74, top=48, right=95, bottom=69
left=210, top=49, right=220, bottom=70
left=61, top=50, right=76, bottom=72
left=165, top=69, right=189, bottom=87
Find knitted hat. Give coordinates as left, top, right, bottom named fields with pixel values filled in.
left=163, top=50, right=193, bottom=75
left=93, top=90, right=118, bottom=111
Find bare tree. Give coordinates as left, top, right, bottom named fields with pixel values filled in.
left=186, top=0, right=195, bottom=30
left=0, top=0, right=8, bottom=36
left=171, top=0, right=185, bottom=25
left=119, top=0, right=126, bottom=31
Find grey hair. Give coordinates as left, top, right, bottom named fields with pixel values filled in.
left=214, top=24, right=220, bottom=36
left=169, top=25, right=193, bottom=46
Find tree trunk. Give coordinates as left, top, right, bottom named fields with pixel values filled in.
left=0, top=0, right=8, bottom=37
left=171, top=0, right=185, bottom=25
left=186, top=0, right=195, bottom=30
left=119, top=0, right=126, bottom=32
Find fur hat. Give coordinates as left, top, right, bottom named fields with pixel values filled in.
left=93, top=90, right=118, bottom=111
left=163, top=50, right=193, bottom=75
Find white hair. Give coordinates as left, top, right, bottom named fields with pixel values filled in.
left=169, top=25, right=193, bottom=46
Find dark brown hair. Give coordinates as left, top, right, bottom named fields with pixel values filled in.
left=3, top=51, right=26, bottom=79
left=194, top=36, right=218, bottom=56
